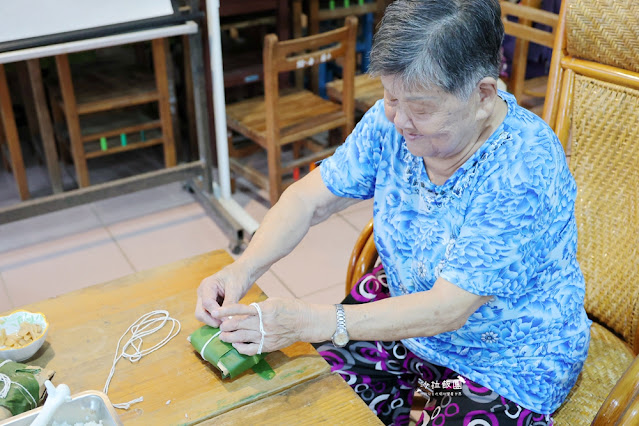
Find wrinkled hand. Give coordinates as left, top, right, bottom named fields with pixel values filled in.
left=195, top=265, right=251, bottom=327
left=214, top=298, right=311, bottom=355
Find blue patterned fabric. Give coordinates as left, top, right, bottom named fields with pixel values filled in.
left=320, top=91, right=591, bottom=414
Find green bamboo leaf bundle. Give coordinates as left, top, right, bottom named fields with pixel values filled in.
left=0, top=360, right=54, bottom=420
left=189, top=325, right=270, bottom=379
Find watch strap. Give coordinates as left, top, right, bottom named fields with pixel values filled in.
left=335, top=304, right=347, bottom=330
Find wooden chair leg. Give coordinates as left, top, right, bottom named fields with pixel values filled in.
left=152, top=38, right=177, bottom=168
left=0, top=64, right=30, bottom=200
left=292, top=0, right=306, bottom=91
left=27, top=59, right=64, bottom=194
left=0, top=119, right=8, bottom=171
left=16, top=62, right=40, bottom=153
left=292, top=140, right=303, bottom=180
left=182, top=35, right=199, bottom=161
left=55, top=54, right=90, bottom=187
left=329, top=127, right=343, bottom=146
left=267, top=144, right=282, bottom=206
left=48, top=94, right=72, bottom=164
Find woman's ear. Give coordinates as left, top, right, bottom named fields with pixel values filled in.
left=475, top=77, right=499, bottom=120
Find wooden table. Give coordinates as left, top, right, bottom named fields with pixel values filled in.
left=206, top=373, right=383, bottom=425
left=4, top=250, right=381, bottom=425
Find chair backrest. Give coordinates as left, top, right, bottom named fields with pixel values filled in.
left=303, top=0, right=387, bottom=93
left=262, top=16, right=357, bottom=144
left=345, top=218, right=377, bottom=296
left=543, top=0, right=639, bottom=353
left=500, top=0, right=559, bottom=104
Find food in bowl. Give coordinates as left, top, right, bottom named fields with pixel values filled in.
left=0, top=322, right=43, bottom=349
left=0, top=310, right=49, bottom=362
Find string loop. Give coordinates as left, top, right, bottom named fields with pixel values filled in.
left=250, top=303, right=267, bottom=355
left=103, top=310, right=181, bottom=409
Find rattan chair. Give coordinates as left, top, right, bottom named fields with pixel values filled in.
left=541, top=0, right=639, bottom=422
left=345, top=1, right=639, bottom=422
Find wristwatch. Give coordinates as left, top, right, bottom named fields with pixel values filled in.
left=331, top=304, right=350, bottom=348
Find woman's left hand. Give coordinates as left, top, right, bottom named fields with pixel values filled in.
left=214, top=298, right=320, bottom=355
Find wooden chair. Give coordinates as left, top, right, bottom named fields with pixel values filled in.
left=500, top=0, right=559, bottom=116
left=326, top=1, right=559, bottom=116
left=219, top=0, right=290, bottom=89
left=345, top=1, right=639, bottom=419
left=50, top=38, right=176, bottom=188
left=326, top=74, right=384, bottom=115
left=226, top=17, right=357, bottom=206
left=308, top=0, right=386, bottom=95
left=312, top=0, right=388, bottom=115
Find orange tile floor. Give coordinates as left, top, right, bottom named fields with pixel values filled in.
left=0, top=181, right=373, bottom=313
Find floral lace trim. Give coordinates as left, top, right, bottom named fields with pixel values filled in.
left=405, top=131, right=512, bottom=211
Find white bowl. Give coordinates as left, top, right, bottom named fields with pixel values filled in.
left=0, top=310, right=49, bottom=362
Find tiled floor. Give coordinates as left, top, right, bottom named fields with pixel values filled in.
left=0, top=177, right=373, bottom=313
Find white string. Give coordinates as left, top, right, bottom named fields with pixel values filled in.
left=0, top=360, right=10, bottom=399
left=0, top=373, right=11, bottom=399
left=0, top=360, right=37, bottom=408
left=249, top=302, right=266, bottom=355
left=199, top=330, right=222, bottom=359
left=102, top=310, right=181, bottom=410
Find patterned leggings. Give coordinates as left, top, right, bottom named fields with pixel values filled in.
left=316, top=265, right=553, bottom=426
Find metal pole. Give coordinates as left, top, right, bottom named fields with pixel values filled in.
left=205, top=0, right=231, bottom=199
left=189, top=0, right=213, bottom=193
left=204, top=0, right=259, bottom=237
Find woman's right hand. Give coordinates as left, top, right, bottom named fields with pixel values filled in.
left=195, top=264, right=252, bottom=327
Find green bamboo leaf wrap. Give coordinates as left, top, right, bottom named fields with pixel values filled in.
left=189, top=325, right=268, bottom=379
left=0, top=361, right=39, bottom=416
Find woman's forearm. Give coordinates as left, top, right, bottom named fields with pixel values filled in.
left=302, top=278, right=492, bottom=343
left=234, top=185, right=315, bottom=283
left=232, top=169, right=356, bottom=285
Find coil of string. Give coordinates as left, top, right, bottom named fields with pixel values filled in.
left=103, top=310, right=181, bottom=409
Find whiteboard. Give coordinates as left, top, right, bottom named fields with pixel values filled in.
left=0, top=0, right=175, bottom=43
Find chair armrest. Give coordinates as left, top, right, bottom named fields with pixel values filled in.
left=592, top=353, right=639, bottom=425
left=616, top=395, right=639, bottom=425
left=345, top=218, right=374, bottom=295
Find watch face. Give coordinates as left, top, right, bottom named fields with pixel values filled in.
left=333, top=332, right=349, bottom=347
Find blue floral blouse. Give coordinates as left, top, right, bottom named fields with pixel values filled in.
left=320, top=92, right=591, bottom=414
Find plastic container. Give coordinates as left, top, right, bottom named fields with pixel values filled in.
left=0, top=391, right=122, bottom=426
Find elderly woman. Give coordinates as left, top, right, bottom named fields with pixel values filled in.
left=195, top=0, right=591, bottom=424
